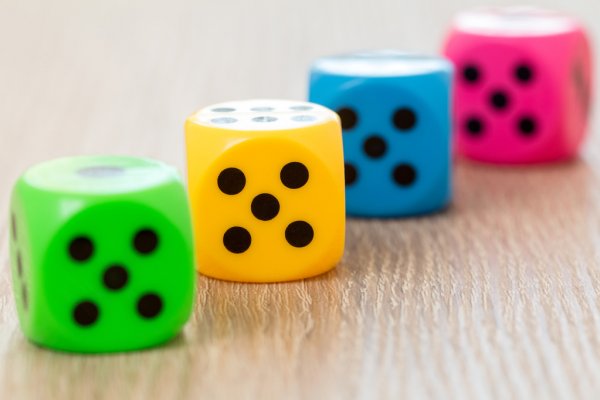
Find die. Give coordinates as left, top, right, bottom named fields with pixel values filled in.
left=444, top=7, right=593, bottom=164
left=309, top=50, right=453, bottom=217
left=185, top=99, right=345, bottom=283
left=9, top=156, right=195, bottom=353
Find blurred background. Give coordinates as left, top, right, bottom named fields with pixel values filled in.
left=0, top=0, right=598, bottom=182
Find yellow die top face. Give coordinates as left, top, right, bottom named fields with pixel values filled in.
left=188, top=99, right=338, bottom=132
left=185, top=100, right=345, bottom=283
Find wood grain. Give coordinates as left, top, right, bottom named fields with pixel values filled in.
left=1, top=0, right=600, bottom=398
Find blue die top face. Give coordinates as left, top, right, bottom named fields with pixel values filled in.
left=309, top=51, right=454, bottom=217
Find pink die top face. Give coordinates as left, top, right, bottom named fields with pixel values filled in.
left=445, top=8, right=592, bottom=164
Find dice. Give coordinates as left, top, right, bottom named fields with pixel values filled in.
left=444, top=7, right=593, bottom=164
left=9, top=156, right=195, bottom=353
left=185, top=99, right=345, bottom=283
left=309, top=50, right=453, bottom=217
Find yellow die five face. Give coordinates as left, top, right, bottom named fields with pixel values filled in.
left=185, top=100, right=345, bottom=282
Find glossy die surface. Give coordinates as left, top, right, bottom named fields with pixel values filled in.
left=185, top=99, right=345, bottom=283
left=444, top=7, right=593, bottom=164
left=9, top=156, right=195, bottom=353
left=309, top=51, right=453, bottom=217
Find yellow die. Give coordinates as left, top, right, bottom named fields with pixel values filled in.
left=185, top=99, right=345, bottom=282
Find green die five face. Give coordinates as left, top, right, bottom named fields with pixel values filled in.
left=9, top=156, right=195, bottom=353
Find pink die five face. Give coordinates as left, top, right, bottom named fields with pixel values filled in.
left=444, top=7, right=593, bottom=164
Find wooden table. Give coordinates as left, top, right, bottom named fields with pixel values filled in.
left=1, top=1, right=600, bottom=398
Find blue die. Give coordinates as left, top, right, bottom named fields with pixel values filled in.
left=309, top=51, right=454, bottom=217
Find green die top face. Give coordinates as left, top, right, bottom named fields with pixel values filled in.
left=10, top=156, right=195, bottom=353
left=22, top=155, right=179, bottom=194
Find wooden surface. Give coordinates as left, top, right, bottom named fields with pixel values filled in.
left=2, top=0, right=600, bottom=399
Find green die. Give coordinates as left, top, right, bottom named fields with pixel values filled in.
left=9, top=156, right=195, bottom=353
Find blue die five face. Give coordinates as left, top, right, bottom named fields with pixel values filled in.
left=309, top=51, right=454, bottom=217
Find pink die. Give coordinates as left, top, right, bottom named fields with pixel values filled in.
left=444, top=8, right=593, bottom=164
